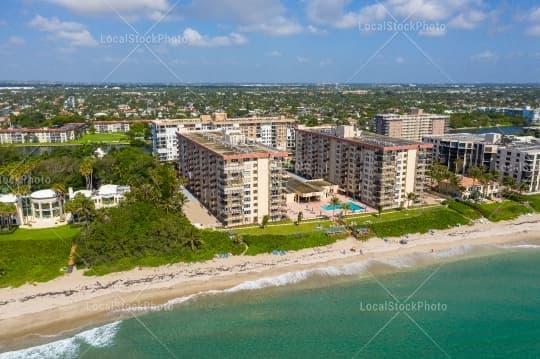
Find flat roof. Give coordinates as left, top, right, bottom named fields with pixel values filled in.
left=423, top=133, right=493, bottom=143
left=179, top=131, right=288, bottom=159
left=287, top=178, right=323, bottom=194
left=298, top=128, right=432, bottom=151
left=306, top=180, right=334, bottom=187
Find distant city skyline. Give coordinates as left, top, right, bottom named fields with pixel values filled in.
left=1, top=0, right=540, bottom=83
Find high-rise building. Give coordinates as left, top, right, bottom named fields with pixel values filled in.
left=374, top=109, right=449, bottom=141
left=422, top=133, right=501, bottom=173
left=295, top=125, right=432, bottom=209
left=495, top=143, right=540, bottom=193
left=152, top=113, right=296, bottom=162
left=177, top=129, right=288, bottom=227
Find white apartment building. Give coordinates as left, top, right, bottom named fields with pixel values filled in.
left=0, top=123, right=86, bottom=144
left=92, top=121, right=150, bottom=134
left=152, top=113, right=296, bottom=162
left=495, top=143, right=540, bottom=193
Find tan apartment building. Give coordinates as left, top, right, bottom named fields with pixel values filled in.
left=177, top=129, right=288, bottom=227
left=295, top=125, right=433, bottom=209
left=152, top=112, right=296, bottom=161
left=375, top=108, right=448, bottom=141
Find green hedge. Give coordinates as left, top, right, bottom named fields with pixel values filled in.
left=243, top=232, right=338, bottom=256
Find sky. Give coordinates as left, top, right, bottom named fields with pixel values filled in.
left=1, top=0, right=540, bottom=83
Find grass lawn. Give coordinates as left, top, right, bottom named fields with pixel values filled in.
left=243, top=232, right=344, bottom=256
left=444, top=200, right=483, bottom=220
left=0, top=226, right=80, bottom=288
left=70, top=133, right=129, bottom=144
left=474, top=201, right=531, bottom=222
left=348, top=207, right=470, bottom=238
left=232, top=219, right=332, bottom=236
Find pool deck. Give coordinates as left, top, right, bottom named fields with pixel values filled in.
left=286, top=193, right=374, bottom=221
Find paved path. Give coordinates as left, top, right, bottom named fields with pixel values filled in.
left=181, top=187, right=222, bottom=229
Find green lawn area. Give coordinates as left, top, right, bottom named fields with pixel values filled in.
left=366, top=207, right=469, bottom=238
left=70, top=133, right=129, bottom=144
left=232, top=219, right=332, bottom=236
left=444, top=200, right=483, bottom=220
left=243, top=232, right=344, bottom=256
left=473, top=201, right=531, bottom=222
left=0, top=226, right=80, bottom=288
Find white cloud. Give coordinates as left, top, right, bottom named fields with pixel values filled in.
left=8, top=36, right=25, bottom=45
left=307, top=25, right=328, bottom=35
left=172, top=28, right=247, bottom=47
left=306, top=0, right=490, bottom=34
left=185, top=0, right=303, bottom=36
left=297, top=56, right=311, bottom=63
left=319, top=58, right=333, bottom=66
left=418, top=27, right=447, bottom=36
left=45, top=0, right=171, bottom=21
left=395, top=56, right=405, bottom=64
left=306, top=0, right=386, bottom=28
left=238, top=16, right=303, bottom=36
left=29, top=15, right=98, bottom=47
left=471, top=50, right=497, bottom=61
left=449, top=10, right=487, bottom=29
left=526, top=7, right=540, bottom=36
left=268, top=50, right=283, bottom=57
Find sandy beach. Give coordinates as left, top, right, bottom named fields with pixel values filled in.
left=2, top=214, right=540, bottom=349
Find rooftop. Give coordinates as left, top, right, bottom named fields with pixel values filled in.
left=179, top=131, right=288, bottom=158
left=287, top=177, right=323, bottom=194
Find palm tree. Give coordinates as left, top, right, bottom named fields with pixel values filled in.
left=329, top=196, right=341, bottom=220
left=261, top=215, right=270, bottom=229
left=469, top=166, right=482, bottom=187
left=184, top=229, right=204, bottom=251
left=502, top=176, right=516, bottom=193
left=66, top=193, right=96, bottom=226
left=341, top=202, right=351, bottom=217
left=296, top=211, right=303, bottom=225
left=79, top=158, right=95, bottom=190
left=454, top=157, right=465, bottom=175
left=377, top=204, right=383, bottom=218
left=517, top=181, right=529, bottom=195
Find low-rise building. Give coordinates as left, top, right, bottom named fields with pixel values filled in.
left=177, top=129, right=288, bottom=226
left=295, top=125, right=432, bottom=209
left=0, top=123, right=86, bottom=144
left=92, top=120, right=150, bottom=134
left=439, top=176, right=501, bottom=200
left=477, top=106, right=540, bottom=123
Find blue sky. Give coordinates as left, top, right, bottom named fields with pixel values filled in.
left=1, top=0, right=540, bottom=83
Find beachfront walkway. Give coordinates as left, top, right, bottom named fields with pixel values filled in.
left=181, top=187, right=222, bottom=229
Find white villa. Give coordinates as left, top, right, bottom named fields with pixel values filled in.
left=69, top=184, right=130, bottom=209
left=1, top=184, right=130, bottom=228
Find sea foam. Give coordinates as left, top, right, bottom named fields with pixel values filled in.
left=0, top=321, right=121, bottom=359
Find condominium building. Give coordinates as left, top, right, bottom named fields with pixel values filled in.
left=375, top=109, right=449, bottom=141
left=423, top=133, right=501, bottom=173
left=295, top=125, right=432, bottom=210
left=495, top=143, right=540, bottom=193
left=152, top=113, right=296, bottom=162
left=477, top=106, right=540, bottom=123
left=0, top=123, right=86, bottom=144
left=92, top=120, right=150, bottom=134
left=177, top=129, right=288, bottom=226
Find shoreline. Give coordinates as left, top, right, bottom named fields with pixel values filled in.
left=2, top=214, right=540, bottom=350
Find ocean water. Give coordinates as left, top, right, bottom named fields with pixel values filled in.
left=2, top=243, right=540, bottom=358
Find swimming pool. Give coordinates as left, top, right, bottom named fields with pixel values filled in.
left=321, top=201, right=365, bottom=212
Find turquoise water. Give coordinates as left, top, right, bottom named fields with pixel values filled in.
left=3, top=244, right=540, bottom=358
left=322, top=201, right=364, bottom=212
